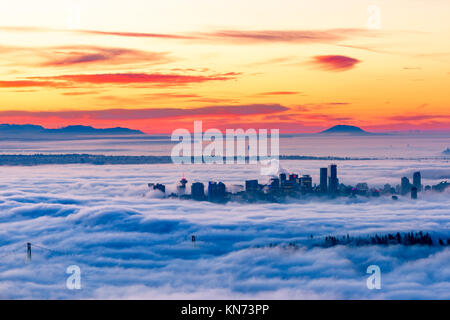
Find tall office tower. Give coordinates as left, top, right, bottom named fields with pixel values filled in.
left=320, top=167, right=328, bottom=193
left=245, top=179, right=259, bottom=192
left=301, top=175, right=312, bottom=191
left=207, top=182, right=216, bottom=202
left=269, top=178, right=280, bottom=191
left=401, top=177, right=411, bottom=195
left=328, top=164, right=338, bottom=193
left=208, top=181, right=226, bottom=202
left=217, top=182, right=226, bottom=200
left=413, top=172, right=422, bottom=191
left=411, top=186, right=418, bottom=199
left=191, top=182, right=205, bottom=201
left=288, top=174, right=299, bottom=184
left=279, top=173, right=287, bottom=183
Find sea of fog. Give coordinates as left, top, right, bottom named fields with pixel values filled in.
left=0, top=157, right=449, bottom=299
left=0, top=133, right=449, bottom=158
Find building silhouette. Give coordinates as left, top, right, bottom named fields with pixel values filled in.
left=177, top=175, right=188, bottom=194
left=413, top=172, right=422, bottom=191
left=320, top=167, right=328, bottom=193
left=269, top=177, right=280, bottom=192
left=208, top=181, right=226, bottom=202
left=191, top=182, right=205, bottom=201
left=411, top=186, right=418, bottom=199
left=328, top=164, right=338, bottom=193
left=401, top=177, right=411, bottom=195
left=300, top=175, right=312, bottom=191
left=245, top=179, right=259, bottom=193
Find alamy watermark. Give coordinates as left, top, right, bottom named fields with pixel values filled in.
left=367, top=4, right=381, bottom=30
left=366, top=265, right=381, bottom=290
left=66, top=265, right=81, bottom=290
left=171, top=121, right=280, bottom=175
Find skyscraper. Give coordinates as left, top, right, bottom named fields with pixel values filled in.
left=269, top=178, right=280, bottom=192
left=245, top=179, right=259, bottom=193
left=411, top=186, right=418, bottom=199
left=401, top=177, right=411, bottom=195
left=191, top=182, right=205, bottom=201
left=208, top=181, right=226, bottom=202
left=413, top=172, right=422, bottom=191
left=301, top=175, right=312, bottom=191
left=320, top=167, right=328, bottom=193
left=328, top=164, right=338, bottom=194
left=288, top=174, right=298, bottom=183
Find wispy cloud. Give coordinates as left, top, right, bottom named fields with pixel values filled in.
left=387, top=114, right=450, bottom=121
left=40, top=46, right=171, bottom=67
left=0, top=71, right=239, bottom=89
left=33, top=72, right=239, bottom=86
left=257, top=91, right=301, bottom=96
left=310, top=55, right=361, bottom=71
left=0, top=26, right=376, bottom=45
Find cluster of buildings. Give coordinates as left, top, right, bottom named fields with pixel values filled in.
left=148, top=164, right=449, bottom=203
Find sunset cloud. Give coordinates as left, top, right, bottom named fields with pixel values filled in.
left=0, top=80, right=64, bottom=88
left=32, top=72, right=239, bottom=87
left=310, top=55, right=361, bottom=71
left=0, top=26, right=374, bottom=45
left=0, top=71, right=239, bottom=89
left=40, top=46, right=171, bottom=67
left=387, top=114, right=450, bottom=121
left=257, top=91, right=301, bottom=96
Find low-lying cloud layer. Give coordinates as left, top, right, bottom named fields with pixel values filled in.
left=0, top=160, right=449, bottom=299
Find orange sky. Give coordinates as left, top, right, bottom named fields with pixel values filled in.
left=0, top=0, right=449, bottom=133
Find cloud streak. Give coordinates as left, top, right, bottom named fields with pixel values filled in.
left=0, top=72, right=239, bottom=89
left=0, top=26, right=376, bottom=45
left=310, top=55, right=361, bottom=71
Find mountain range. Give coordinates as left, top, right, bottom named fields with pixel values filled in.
left=0, top=124, right=144, bottom=136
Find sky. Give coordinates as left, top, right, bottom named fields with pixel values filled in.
left=0, top=0, right=449, bottom=133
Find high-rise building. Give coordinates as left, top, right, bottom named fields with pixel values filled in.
left=320, top=167, right=328, bottom=193
left=401, top=177, right=411, bottom=195
left=328, top=164, right=338, bottom=193
left=191, top=182, right=205, bottom=201
left=289, top=174, right=298, bottom=184
left=269, top=178, right=280, bottom=192
left=208, top=181, right=226, bottom=202
left=413, top=172, right=422, bottom=191
left=301, top=175, right=312, bottom=191
left=411, top=186, right=418, bottom=199
left=279, top=173, right=287, bottom=183
left=245, top=179, right=259, bottom=192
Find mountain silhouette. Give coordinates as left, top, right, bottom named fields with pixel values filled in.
left=320, top=125, right=370, bottom=135
left=0, top=124, right=144, bottom=136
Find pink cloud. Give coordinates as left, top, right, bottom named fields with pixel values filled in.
left=310, top=55, right=361, bottom=71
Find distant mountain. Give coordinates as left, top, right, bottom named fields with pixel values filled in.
left=0, top=124, right=144, bottom=136
left=320, top=125, right=371, bottom=135
left=0, top=124, right=46, bottom=134
left=45, top=125, right=143, bottom=135
left=443, top=148, right=450, bottom=155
